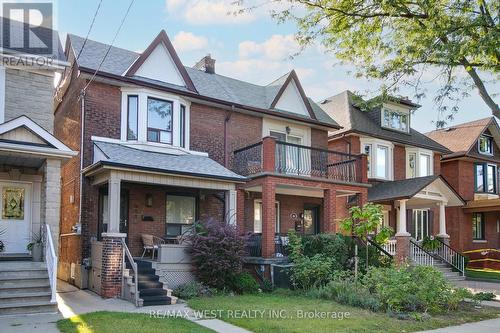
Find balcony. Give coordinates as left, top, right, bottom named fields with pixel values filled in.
left=233, top=137, right=366, bottom=184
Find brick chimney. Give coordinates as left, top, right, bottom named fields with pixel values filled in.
left=194, top=54, right=216, bottom=74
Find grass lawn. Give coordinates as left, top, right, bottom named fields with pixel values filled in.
left=466, top=269, right=500, bottom=282
left=57, top=311, right=215, bottom=333
left=188, top=291, right=500, bottom=333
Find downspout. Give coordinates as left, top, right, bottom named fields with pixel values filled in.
left=224, top=105, right=235, bottom=167
left=78, top=90, right=86, bottom=229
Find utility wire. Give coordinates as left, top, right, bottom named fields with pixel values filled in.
left=75, top=0, right=103, bottom=61
left=82, top=0, right=135, bottom=94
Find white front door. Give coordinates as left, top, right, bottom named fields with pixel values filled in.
left=0, top=182, right=31, bottom=254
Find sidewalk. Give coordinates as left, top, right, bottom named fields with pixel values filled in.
left=418, top=318, right=500, bottom=333
left=0, top=280, right=250, bottom=333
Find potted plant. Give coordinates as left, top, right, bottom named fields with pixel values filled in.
left=422, top=236, right=440, bottom=253
left=27, top=232, right=43, bottom=262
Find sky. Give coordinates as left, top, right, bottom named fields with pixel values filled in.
left=56, top=0, right=499, bottom=132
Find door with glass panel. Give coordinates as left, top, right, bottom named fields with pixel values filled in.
left=270, top=131, right=304, bottom=175
left=412, top=209, right=429, bottom=241
left=0, top=182, right=31, bottom=253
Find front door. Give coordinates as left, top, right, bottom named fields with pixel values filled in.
left=0, top=182, right=31, bottom=254
left=412, top=209, right=429, bottom=241
left=120, top=190, right=129, bottom=243
left=303, top=205, right=320, bottom=235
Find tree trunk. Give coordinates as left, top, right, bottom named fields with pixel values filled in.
left=463, top=64, right=500, bottom=118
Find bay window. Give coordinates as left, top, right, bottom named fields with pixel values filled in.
left=475, top=163, right=497, bottom=194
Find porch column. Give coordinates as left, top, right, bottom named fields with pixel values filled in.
left=225, top=189, right=237, bottom=225
left=107, top=173, right=121, bottom=234
left=262, top=136, right=276, bottom=172
left=261, top=178, right=276, bottom=258
left=395, top=199, right=410, bottom=265
left=100, top=172, right=125, bottom=298
left=437, top=201, right=450, bottom=244
left=323, top=188, right=337, bottom=233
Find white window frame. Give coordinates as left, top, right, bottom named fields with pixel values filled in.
left=361, top=138, right=394, bottom=181
left=120, top=88, right=191, bottom=149
left=254, top=199, right=280, bottom=234
left=478, top=134, right=494, bottom=156
left=381, top=107, right=410, bottom=133
left=405, top=147, right=434, bottom=178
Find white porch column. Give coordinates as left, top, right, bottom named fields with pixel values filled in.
left=225, top=189, right=237, bottom=225
left=106, top=172, right=122, bottom=234
left=396, top=199, right=410, bottom=236
left=437, top=201, right=449, bottom=239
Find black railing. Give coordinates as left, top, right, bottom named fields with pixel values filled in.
left=434, top=239, right=466, bottom=275
left=245, top=233, right=289, bottom=257
left=233, top=139, right=363, bottom=183
left=233, top=141, right=263, bottom=176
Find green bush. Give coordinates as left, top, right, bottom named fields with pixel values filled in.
left=229, top=272, right=260, bottom=294
left=173, top=281, right=213, bottom=299
left=474, top=292, right=495, bottom=301
left=364, top=265, right=467, bottom=313
left=301, top=233, right=351, bottom=271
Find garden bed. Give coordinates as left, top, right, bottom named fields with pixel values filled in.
left=188, top=291, right=500, bottom=333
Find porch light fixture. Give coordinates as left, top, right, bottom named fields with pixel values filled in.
left=285, top=126, right=291, bottom=134
left=145, top=193, right=153, bottom=207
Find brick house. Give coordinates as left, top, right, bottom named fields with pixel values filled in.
left=0, top=18, right=75, bottom=314
left=321, top=91, right=464, bottom=264
left=427, top=118, right=500, bottom=258
left=54, top=31, right=369, bottom=301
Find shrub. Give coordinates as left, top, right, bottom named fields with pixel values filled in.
left=187, top=219, right=248, bottom=290
left=229, top=272, right=260, bottom=294
left=301, top=233, right=351, bottom=271
left=474, top=292, right=495, bottom=301
left=364, top=265, right=467, bottom=313
left=173, top=281, right=213, bottom=299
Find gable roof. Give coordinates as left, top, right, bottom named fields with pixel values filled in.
left=125, top=30, right=197, bottom=92
left=321, top=91, right=450, bottom=153
left=425, top=117, right=499, bottom=159
left=66, top=33, right=339, bottom=129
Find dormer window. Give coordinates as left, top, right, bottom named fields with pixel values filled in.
left=120, top=88, right=190, bottom=149
left=382, top=108, right=409, bottom=133
left=478, top=135, right=493, bottom=155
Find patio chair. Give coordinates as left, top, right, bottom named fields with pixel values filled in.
left=141, top=234, right=164, bottom=260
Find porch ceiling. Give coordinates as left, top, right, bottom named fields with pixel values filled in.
left=0, top=151, right=46, bottom=168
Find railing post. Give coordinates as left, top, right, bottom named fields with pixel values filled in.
left=262, top=136, right=276, bottom=173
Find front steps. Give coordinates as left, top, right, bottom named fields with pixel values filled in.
left=432, top=260, right=466, bottom=281
left=125, top=260, right=177, bottom=306
left=0, top=261, right=57, bottom=315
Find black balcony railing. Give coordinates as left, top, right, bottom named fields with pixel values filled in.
left=233, top=139, right=364, bottom=183
left=246, top=233, right=289, bottom=258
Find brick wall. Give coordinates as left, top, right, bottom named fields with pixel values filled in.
left=328, top=135, right=361, bottom=154
left=5, top=68, right=54, bottom=132
left=433, top=153, right=441, bottom=175
left=393, top=144, right=406, bottom=180
left=311, top=128, right=328, bottom=149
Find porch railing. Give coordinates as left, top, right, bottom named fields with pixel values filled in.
left=233, top=138, right=364, bottom=183
left=121, top=238, right=139, bottom=307
left=382, top=239, right=397, bottom=256
left=44, top=224, right=57, bottom=303
left=246, top=233, right=289, bottom=257
left=410, top=239, right=434, bottom=267
left=434, top=239, right=466, bottom=276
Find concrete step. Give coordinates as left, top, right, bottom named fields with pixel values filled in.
left=0, top=285, right=51, bottom=297
left=0, top=300, right=57, bottom=316
left=0, top=269, right=49, bottom=280
left=0, top=261, right=47, bottom=271
left=0, top=278, right=50, bottom=290
left=0, top=291, right=51, bottom=305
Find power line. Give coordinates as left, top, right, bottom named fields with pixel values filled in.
left=82, top=0, right=135, bottom=94
left=76, top=0, right=103, bottom=61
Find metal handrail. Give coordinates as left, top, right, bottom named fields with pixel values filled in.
left=435, top=238, right=466, bottom=276
left=366, top=237, right=393, bottom=259
left=410, top=239, right=435, bottom=266
left=121, top=238, right=139, bottom=307
left=44, top=224, right=57, bottom=303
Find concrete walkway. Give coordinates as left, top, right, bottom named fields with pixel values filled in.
left=0, top=280, right=250, bottom=333
left=418, top=318, right=500, bottom=333
left=452, top=279, right=500, bottom=299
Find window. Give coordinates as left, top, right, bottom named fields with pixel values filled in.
left=408, top=152, right=416, bottom=178
left=147, top=97, right=173, bottom=144
left=166, top=195, right=196, bottom=237
left=254, top=200, right=280, bottom=233
left=479, top=135, right=493, bottom=155
left=364, top=144, right=372, bottom=175
left=179, top=104, right=186, bottom=148
left=376, top=145, right=388, bottom=178
left=382, top=108, right=409, bottom=132
left=472, top=213, right=485, bottom=240
left=475, top=163, right=497, bottom=194
left=420, top=154, right=431, bottom=177
left=127, top=95, right=138, bottom=140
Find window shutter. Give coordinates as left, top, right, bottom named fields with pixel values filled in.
left=406, top=209, right=415, bottom=238
left=428, top=210, right=434, bottom=237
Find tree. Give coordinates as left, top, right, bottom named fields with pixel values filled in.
left=242, top=0, right=499, bottom=125
left=340, top=203, right=393, bottom=274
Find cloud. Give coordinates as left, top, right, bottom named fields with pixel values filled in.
left=172, top=31, right=208, bottom=52
left=165, top=0, right=256, bottom=25
left=239, top=34, right=300, bottom=60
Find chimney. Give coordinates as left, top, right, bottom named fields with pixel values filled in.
left=194, top=54, right=216, bottom=74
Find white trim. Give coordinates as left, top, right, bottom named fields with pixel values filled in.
left=360, top=137, right=394, bottom=180
left=0, top=116, right=74, bottom=153
left=263, top=117, right=311, bottom=147
left=0, top=65, right=5, bottom=123
left=405, top=147, right=434, bottom=178
left=0, top=141, right=76, bottom=158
